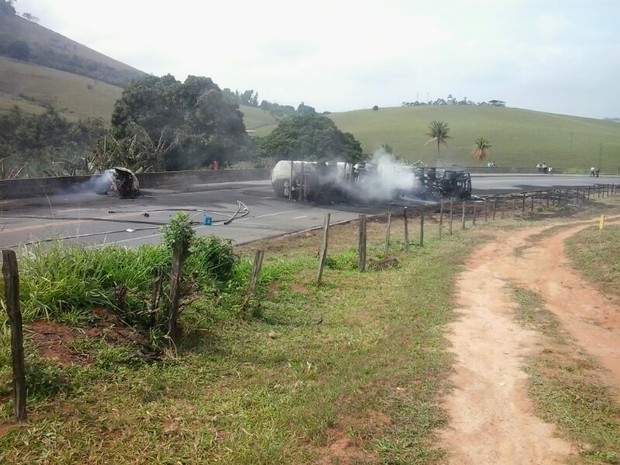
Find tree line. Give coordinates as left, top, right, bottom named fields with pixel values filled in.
left=0, top=75, right=495, bottom=179
left=222, top=88, right=323, bottom=121
left=0, top=74, right=365, bottom=179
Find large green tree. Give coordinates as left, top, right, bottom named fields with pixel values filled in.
left=425, top=120, right=450, bottom=164
left=257, top=114, right=364, bottom=164
left=111, top=75, right=248, bottom=170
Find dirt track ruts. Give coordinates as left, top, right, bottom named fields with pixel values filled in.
left=439, top=216, right=620, bottom=465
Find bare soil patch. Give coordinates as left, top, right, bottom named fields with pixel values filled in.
left=440, top=216, right=620, bottom=464
left=26, top=308, right=152, bottom=366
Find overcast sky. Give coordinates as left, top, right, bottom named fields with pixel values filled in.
left=15, top=0, right=620, bottom=119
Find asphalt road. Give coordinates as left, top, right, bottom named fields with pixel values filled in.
left=1, top=174, right=617, bottom=250
left=0, top=181, right=382, bottom=250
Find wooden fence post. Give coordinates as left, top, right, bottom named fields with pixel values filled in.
left=384, top=211, right=392, bottom=257
left=403, top=207, right=409, bottom=252
left=419, top=208, right=425, bottom=247
left=149, top=268, right=164, bottom=328
left=484, top=199, right=488, bottom=222
left=438, top=200, right=444, bottom=239
left=472, top=202, right=477, bottom=225
left=166, top=241, right=188, bottom=343
left=243, top=249, right=265, bottom=312
left=316, top=213, right=331, bottom=285
left=2, top=250, right=27, bottom=422
left=358, top=214, right=367, bottom=272
left=449, top=198, right=454, bottom=235
left=493, top=198, right=497, bottom=220
left=461, top=201, right=466, bottom=229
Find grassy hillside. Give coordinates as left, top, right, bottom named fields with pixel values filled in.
left=239, top=105, right=278, bottom=131
left=0, top=56, right=123, bottom=121
left=0, top=14, right=146, bottom=87
left=327, top=106, right=620, bottom=172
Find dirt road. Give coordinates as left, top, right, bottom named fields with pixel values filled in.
left=439, top=217, right=620, bottom=464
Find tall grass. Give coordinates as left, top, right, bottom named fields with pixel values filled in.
left=10, top=243, right=169, bottom=323
left=0, top=234, right=241, bottom=328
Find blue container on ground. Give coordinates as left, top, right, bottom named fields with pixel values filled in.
left=203, top=216, right=212, bottom=225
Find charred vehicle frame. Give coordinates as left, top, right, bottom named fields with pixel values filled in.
left=270, top=160, right=471, bottom=204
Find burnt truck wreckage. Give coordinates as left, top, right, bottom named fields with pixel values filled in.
left=270, top=160, right=472, bottom=204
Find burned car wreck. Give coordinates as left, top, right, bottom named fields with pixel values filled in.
left=95, top=167, right=140, bottom=198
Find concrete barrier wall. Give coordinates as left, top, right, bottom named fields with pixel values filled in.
left=137, top=168, right=270, bottom=188
left=0, top=169, right=271, bottom=200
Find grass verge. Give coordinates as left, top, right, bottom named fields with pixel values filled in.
left=0, top=214, right=472, bottom=464
left=512, top=286, right=620, bottom=465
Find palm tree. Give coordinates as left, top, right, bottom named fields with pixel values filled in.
left=472, top=137, right=492, bottom=165
left=425, top=120, right=450, bottom=164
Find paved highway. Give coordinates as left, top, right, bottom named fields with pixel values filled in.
left=0, top=181, right=381, bottom=250
left=0, top=174, right=617, bottom=250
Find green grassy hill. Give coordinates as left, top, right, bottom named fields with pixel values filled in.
left=0, top=13, right=146, bottom=88
left=252, top=105, right=620, bottom=173
left=327, top=106, right=620, bottom=172
left=0, top=56, right=123, bottom=121
left=239, top=105, right=278, bottom=131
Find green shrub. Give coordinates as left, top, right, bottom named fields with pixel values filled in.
left=186, top=236, right=238, bottom=284
left=161, top=212, right=195, bottom=253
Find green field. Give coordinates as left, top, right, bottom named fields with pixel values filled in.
left=0, top=57, right=124, bottom=122
left=251, top=105, right=620, bottom=173
left=240, top=104, right=280, bottom=131
left=332, top=106, right=620, bottom=172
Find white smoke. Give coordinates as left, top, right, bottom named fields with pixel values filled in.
left=349, top=149, right=422, bottom=203
left=88, top=170, right=115, bottom=195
